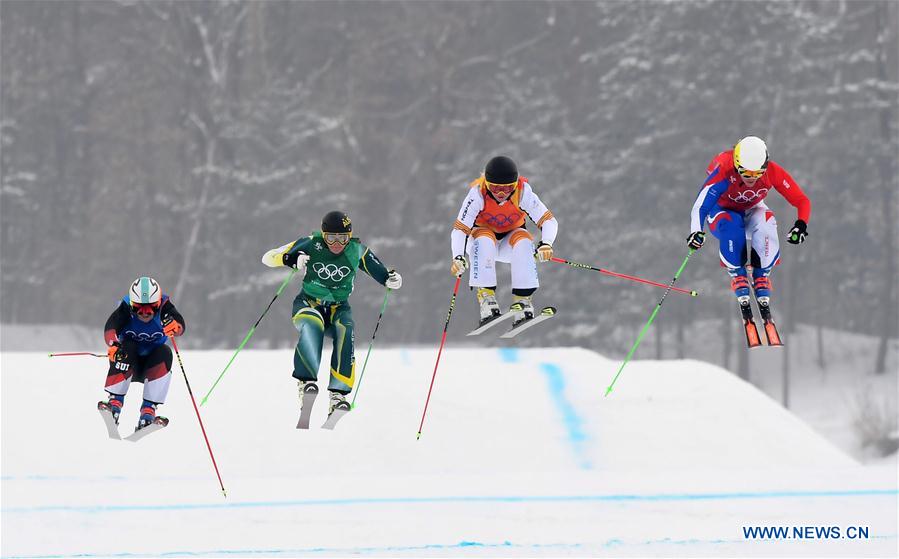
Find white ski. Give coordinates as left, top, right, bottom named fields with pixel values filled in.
left=466, top=311, right=516, bottom=336
left=296, top=386, right=319, bottom=429
left=499, top=307, right=557, bottom=339
left=123, top=417, right=169, bottom=443
left=321, top=407, right=350, bottom=430
left=98, top=406, right=121, bottom=440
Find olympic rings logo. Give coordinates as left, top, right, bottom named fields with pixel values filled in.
left=728, top=187, right=769, bottom=204
left=312, top=262, right=351, bottom=281
left=123, top=330, right=164, bottom=342
left=481, top=211, right=522, bottom=228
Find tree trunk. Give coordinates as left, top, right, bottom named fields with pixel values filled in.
left=874, top=0, right=898, bottom=374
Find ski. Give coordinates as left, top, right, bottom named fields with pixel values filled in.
left=466, top=311, right=516, bottom=336
left=296, top=384, right=319, bottom=429
left=739, top=300, right=762, bottom=348
left=98, top=404, right=121, bottom=440
left=762, top=319, right=783, bottom=346
left=757, top=301, right=783, bottom=347
left=123, top=417, right=169, bottom=443
left=499, top=306, right=557, bottom=339
left=321, top=407, right=350, bottom=430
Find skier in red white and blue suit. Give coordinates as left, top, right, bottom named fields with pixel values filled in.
left=98, top=277, right=185, bottom=431
left=686, top=136, right=811, bottom=319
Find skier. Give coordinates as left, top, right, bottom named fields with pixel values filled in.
left=450, top=155, right=559, bottom=329
left=687, top=135, right=811, bottom=345
left=262, top=210, right=402, bottom=427
left=98, top=277, right=186, bottom=431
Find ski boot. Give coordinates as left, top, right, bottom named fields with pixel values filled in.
left=476, top=287, right=501, bottom=327
left=136, top=402, right=166, bottom=432
left=98, top=395, right=123, bottom=425
left=296, top=381, right=319, bottom=429
left=733, top=275, right=761, bottom=348
left=510, top=295, right=535, bottom=328
left=328, top=390, right=351, bottom=415
left=321, top=390, right=351, bottom=430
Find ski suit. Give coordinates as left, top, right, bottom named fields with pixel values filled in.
left=690, top=151, right=811, bottom=293
left=103, top=296, right=185, bottom=404
left=263, top=232, right=390, bottom=394
left=450, top=176, right=558, bottom=293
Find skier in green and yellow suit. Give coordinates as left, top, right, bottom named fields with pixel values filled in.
left=262, top=210, right=402, bottom=414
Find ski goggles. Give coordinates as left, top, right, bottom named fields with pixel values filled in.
left=131, top=302, right=160, bottom=315
left=323, top=232, right=351, bottom=245
left=486, top=180, right=517, bottom=198
left=736, top=163, right=767, bottom=180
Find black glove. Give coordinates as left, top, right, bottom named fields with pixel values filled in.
left=787, top=220, right=808, bottom=245
left=283, top=251, right=310, bottom=271
left=686, top=231, right=705, bottom=250
left=107, top=342, right=128, bottom=363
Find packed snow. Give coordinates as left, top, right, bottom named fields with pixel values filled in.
left=2, top=347, right=896, bottom=557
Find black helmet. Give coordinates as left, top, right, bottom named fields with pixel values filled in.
left=484, top=156, right=518, bottom=184
left=322, top=210, right=352, bottom=233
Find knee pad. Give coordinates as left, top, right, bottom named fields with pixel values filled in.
left=472, top=227, right=497, bottom=242
left=293, top=307, right=324, bottom=330
left=509, top=229, right=534, bottom=248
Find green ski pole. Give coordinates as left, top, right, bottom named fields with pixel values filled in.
left=201, top=269, right=296, bottom=405
left=350, top=287, right=391, bottom=409
left=605, top=250, right=694, bottom=396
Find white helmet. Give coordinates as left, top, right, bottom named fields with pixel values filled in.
left=129, top=277, right=161, bottom=306
left=733, top=136, right=769, bottom=176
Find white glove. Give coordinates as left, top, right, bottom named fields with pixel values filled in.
left=385, top=269, right=402, bottom=290
left=535, top=242, right=553, bottom=262
left=450, top=255, right=468, bottom=277
left=291, top=252, right=310, bottom=273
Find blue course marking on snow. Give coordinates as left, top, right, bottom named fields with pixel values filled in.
left=7, top=489, right=895, bottom=515
left=539, top=362, right=592, bottom=470
left=497, top=347, right=519, bottom=363
left=9, top=535, right=899, bottom=558
left=2, top=541, right=582, bottom=559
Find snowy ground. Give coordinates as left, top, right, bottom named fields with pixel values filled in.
left=2, top=347, right=897, bottom=558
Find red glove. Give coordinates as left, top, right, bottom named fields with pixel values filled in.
left=163, top=317, right=183, bottom=337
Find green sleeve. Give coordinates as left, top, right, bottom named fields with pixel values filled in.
left=358, top=244, right=390, bottom=285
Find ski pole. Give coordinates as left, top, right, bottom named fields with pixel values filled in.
left=551, top=257, right=698, bottom=297
left=605, top=249, right=694, bottom=396
left=350, top=287, right=391, bottom=410
left=170, top=337, right=227, bottom=498
left=201, top=269, right=296, bottom=405
left=48, top=351, right=106, bottom=358
left=416, top=275, right=462, bottom=440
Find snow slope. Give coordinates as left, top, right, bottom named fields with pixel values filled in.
left=2, top=348, right=896, bottom=557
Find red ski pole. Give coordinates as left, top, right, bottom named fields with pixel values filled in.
left=551, top=256, right=698, bottom=297
left=48, top=352, right=106, bottom=358
left=170, top=338, right=227, bottom=498
left=416, top=275, right=462, bottom=440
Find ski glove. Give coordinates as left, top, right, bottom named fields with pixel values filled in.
left=385, top=269, right=403, bottom=290
left=162, top=315, right=184, bottom=337
left=535, top=242, right=554, bottom=262
left=451, top=255, right=468, bottom=277
left=107, top=342, right=127, bottom=363
left=686, top=231, right=705, bottom=250
left=283, top=251, right=310, bottom=272
left=787, top=219, right=808, bottom=245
